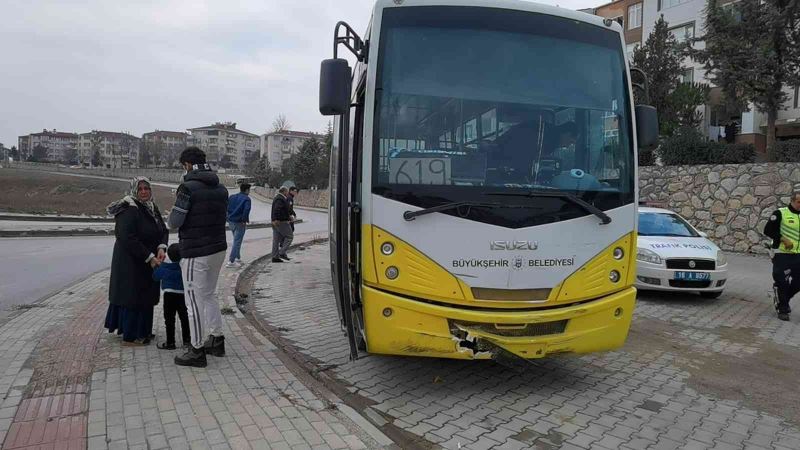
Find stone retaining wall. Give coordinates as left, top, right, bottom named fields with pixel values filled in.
left=640, top=163, right=800, bottom=254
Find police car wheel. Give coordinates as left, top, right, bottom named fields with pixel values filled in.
left=700, top=291, right=723, bottom=299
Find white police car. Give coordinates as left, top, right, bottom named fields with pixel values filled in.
left=636, top=207, right=728, bottom=298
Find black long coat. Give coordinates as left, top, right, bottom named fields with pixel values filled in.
left=271, top=194, right=291, bottom=221
left=108, top=202, right=169, bottom=310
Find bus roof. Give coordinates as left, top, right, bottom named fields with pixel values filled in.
left=370, top=0, right=620, bottom=33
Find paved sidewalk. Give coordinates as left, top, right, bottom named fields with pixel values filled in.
left=0, top=231, right=386, bottom=450
left=248, top=242, right=800, bottom=450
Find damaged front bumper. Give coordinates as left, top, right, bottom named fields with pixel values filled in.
left=361, top=285, right=637, bottom=360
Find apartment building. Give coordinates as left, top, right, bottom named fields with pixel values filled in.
left=17, top=129, right=80, bottom=163
left=79, top=131, right=141, bottom=168
left=261, top=130, right=324, bottom=170
left=591, top=0, right=644, bottom=60
left=591, top=0, right=800, bottom=151
left=142, top=130, right=188, bottom=167
left=17, top=136, right=30, bottom=159
left=187, top=122, right=259, bottom=170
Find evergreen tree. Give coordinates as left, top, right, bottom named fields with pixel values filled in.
left=249, top=156, right=270, bottom=186
left=267, top=168, right=284, bottom=189
left=29, top=145, right=48, bottom=162
left=62, top=147, right=79, bottom=165
left=694, top=0, right=800, bottom=151
left=316, top=122, right=334, bottom=188
left=290, top=138, right=324, bottom=189
left=633, top=16, right=710, bottom=136
left=324, top=121, right=333, bottom=150
left=632, top=16, right=684, bottom=129
left=664, top=82, right=711, bottom=135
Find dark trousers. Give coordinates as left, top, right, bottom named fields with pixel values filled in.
left=772, top=253, right=800, bottom=313
left=163, top=292, right=191, bottom=345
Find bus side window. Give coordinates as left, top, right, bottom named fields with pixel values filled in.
left=351, top=82, right=366, bottom=183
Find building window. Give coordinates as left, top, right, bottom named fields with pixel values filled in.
left=722, top=1, right=743, bottom=21
left=661, top=0, right=690, bottom=10
left=480, top=109, right=497, bottom=137
left=795, top=85, right=799, bottom=109
left=626, top=42, right=640, bottom=61
left=669, top=22, right=695, bottom=44
left=628, top=3, right=642, bottom=29
left=680, top=68, right=694, bottom=84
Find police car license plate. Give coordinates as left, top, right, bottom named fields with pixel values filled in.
left=674, top=272, right=710, bottom=281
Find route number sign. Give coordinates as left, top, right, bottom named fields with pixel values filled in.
left=388, top=157, right=451, bottom=185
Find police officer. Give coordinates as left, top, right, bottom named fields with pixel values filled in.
left=764, top=192, right=800, bottom=321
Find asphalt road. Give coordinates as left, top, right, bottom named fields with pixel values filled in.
left=0, top=203, right=328, bottom=310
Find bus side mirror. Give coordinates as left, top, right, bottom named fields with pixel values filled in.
left=635, top=104, right=658, bottom=149
left=319, top=58, right=352, bottom=116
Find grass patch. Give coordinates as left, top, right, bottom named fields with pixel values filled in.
left=0, top=168, right=175, bottom=216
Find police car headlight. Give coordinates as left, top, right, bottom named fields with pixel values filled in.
left=637, top=248, right=662, bottom=265
left=716, top=251, right=728, bottom=267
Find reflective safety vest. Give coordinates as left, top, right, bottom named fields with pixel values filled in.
left=779, top=207, right=800, bottom=254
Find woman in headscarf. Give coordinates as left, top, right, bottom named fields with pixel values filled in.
left=105, top=177, right=169, bottom=346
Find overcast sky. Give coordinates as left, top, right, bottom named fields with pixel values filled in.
left=1, top=0, right=599, bottom=148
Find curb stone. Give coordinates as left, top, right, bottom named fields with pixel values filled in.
left=236, top=238, right=436, bottom=450
left=0, top=220, right=301, bottom=238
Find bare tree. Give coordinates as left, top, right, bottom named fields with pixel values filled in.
left=272, top=114, right=291, bottom=133
left=161, top=144, right=181, bottom=168
left=139, top=141, right=152, bottom=168
left=89, top=133, right=104, bottom=167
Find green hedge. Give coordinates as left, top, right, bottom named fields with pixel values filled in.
left=707, top=142, right=756, bottom=164
left=658, top=127, right=755, bottom=165
left=769, top=139, right=800, bottom=162
left=658, top=128, right=708, bottom=165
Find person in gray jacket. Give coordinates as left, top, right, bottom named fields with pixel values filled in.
left=271, top=186, right=293, bottom=262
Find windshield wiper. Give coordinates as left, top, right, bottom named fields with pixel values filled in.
left=403, top=201, right=537, bottom=221
left=486, top=190, right=612, bottom=225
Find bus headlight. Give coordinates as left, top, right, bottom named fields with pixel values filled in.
left=386, top=266, right=399, bottom=280
left=609, top=270, right=621, bottom=283
left=716, top=251, right=727, bottom=267
left=637, top=248, right=662, bottom=265
left=613, top=247, right=624, bottom=260
left=381, top=242, right=395, bottom=255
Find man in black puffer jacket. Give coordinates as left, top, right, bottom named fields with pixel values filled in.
left=168, top=147, right=228, bottom=367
